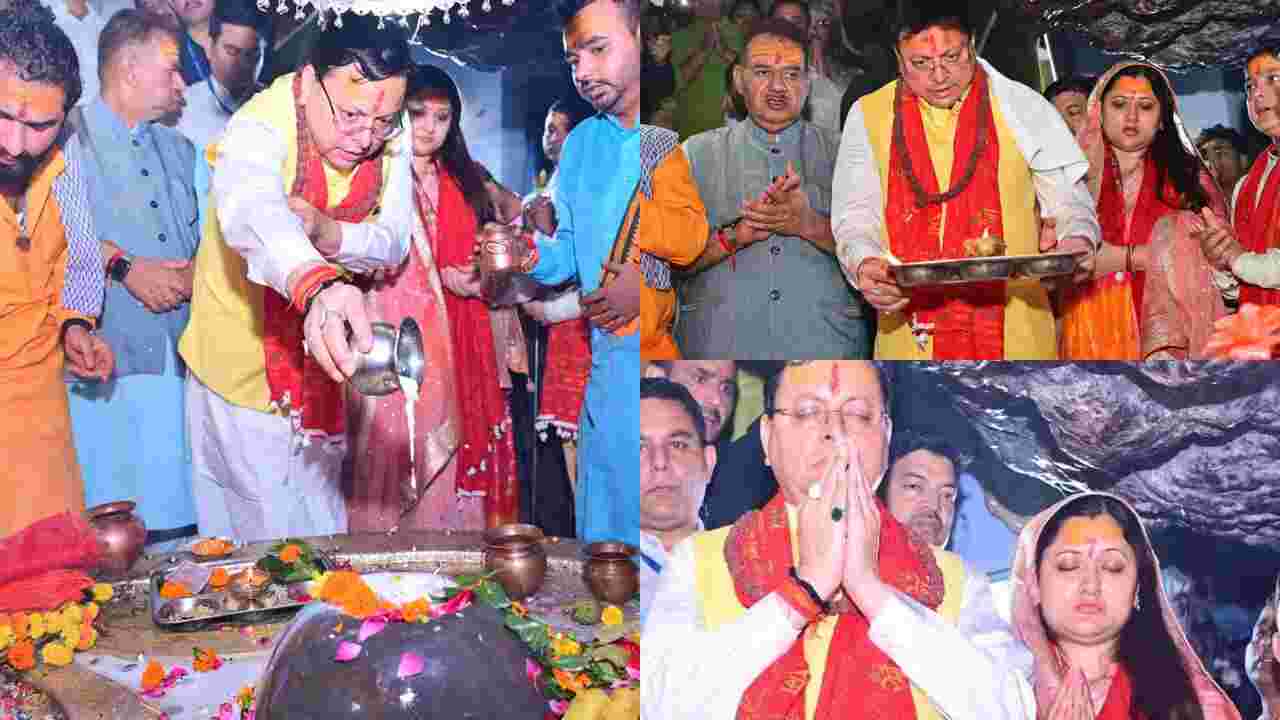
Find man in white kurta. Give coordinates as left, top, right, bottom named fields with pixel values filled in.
left=639, top=377, right=714, bottom=623
left=831, top=10, right=1099, bottom=360
left=180, top=17, right=413, bottom=542
left=642, top=360, right=1034, bottom=720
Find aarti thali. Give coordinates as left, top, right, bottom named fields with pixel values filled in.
left=890, top=249, right=1089, bottom=287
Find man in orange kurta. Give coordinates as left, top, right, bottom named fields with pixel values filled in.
left=0, top=10, right=114, bottom=537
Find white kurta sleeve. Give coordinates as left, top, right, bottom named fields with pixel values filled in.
left=831, top=102, right=886, bottom=292
left=641, top=539, right=801, bottom=720
left=1231, top=250, right=1280, bottom=290
left=867, top=571, right=1037, bottom=720
left=213, top=117, right=410, bottom=299
left=1032, top=170, right=1102, bottom=251
left=327, top=136, right=412, bottom=273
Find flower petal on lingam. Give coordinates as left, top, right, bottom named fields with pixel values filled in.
left=548, top=699, right=570, bottom=715
left=432, top=589, right=473, bottom=618
left=525, top=658, right=543, bottom=685
left=397, top=651, right=424, bottom=679
left=334, top=641, right=362, bottom=662
left=217, top=703, right=235, bottom=720
left=358, top=616, right=387, bottom=643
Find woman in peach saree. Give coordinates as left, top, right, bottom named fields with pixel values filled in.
left=343, top=66, right=505, bottom=532
left=1010, top=492, right=1240, bottom=720
left=1059, top=63, right=1227, bottom=360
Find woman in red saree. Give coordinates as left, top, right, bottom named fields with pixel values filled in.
left=1010, top=492, right=1240, bottom=720
left=1059, top=63, right=1227, bottom=360
left=345, top=65, right=516, bottom=531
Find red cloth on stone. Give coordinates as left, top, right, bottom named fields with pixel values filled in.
left=0, top=512, right=99, bottom=612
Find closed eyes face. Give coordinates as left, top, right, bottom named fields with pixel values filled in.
left=1037, top=514, right=1139, bottom=650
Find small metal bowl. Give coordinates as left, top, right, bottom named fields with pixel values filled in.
left=158, top=597, right=220, bottom=622
left=349, top=318, right=425, bottom=397
left=1019, top=253, right=1081, bottom=278
left=228, top=568, right=272, bottom=602
left=894, top=264, right=946, bottom=287
left=961, top=259, right=1013, bottom=281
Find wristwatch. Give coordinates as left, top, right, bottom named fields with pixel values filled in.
left=108, top=253, right=133, bottom=283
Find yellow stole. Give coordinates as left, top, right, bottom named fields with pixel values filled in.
left=860, top=80, right=1055, bottom=360
left=692, top=513, right=967, bottom=720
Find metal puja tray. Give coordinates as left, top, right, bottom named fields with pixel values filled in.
left=150, top=556, right=328, bottom=632
left=890, top=250, right=1088, bottom=288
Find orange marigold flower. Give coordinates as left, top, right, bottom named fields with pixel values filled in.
left=209, top=568, right=230, bottom=589
left=0, top=613, right=10, bottom=629
left=12, top=613, right=29, bottom=641
left=7, top=639, right=35, bottom=670
left=193, top=647, right=222, bottom=672
left=279, top=544, right=302, bottom=564
left=316, top=571, right=382, bottom=619
left=160, top=581, right=192, bottom=599
left=402, top=598, right=432, bottom=623
left=77, top=625, right=98, bottom=651
left=553, top=668, right=588, bottom=694
left=141, top=661, right=165, bottom=691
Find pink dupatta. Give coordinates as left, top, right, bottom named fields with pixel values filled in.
left=1061, top=62, right=1227, bottom=360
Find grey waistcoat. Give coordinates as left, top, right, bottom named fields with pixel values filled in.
left=677, top=119, right=869, bottom=359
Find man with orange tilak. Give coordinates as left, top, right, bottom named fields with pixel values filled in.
left=678, top=19, right=867, bottom=359
left=832, top=1, right=1100, bottom=360
left=0, top=8, right=114, bottom=536
left=179, top=14, right=413, bottom=542
left=1198, top=47, right=1280, bottom=297
left=643, top=360, right=1034, bottom=720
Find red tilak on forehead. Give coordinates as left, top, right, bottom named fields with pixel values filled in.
left=830, top=363, right=840, bottom=394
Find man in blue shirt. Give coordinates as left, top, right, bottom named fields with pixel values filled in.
left=517, top=0, right=643, bottom=545
left=67, top=9, right=200, bottom=545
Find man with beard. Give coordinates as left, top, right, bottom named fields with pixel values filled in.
left=179, top=14, right=413, bottom=541
left=0, top=6, right=115, bottom=536
left=643, top=360, right=1032, bottom=720
left=64, top=8, right=201, bottom=546
left=639, top=377, right=715, bottom=623
left=517, top=0, right=705, bottom=542
left=678, top=19, right=869, bottom=359
left=834, top=1, right=1099, bottom=360
left=876, top=429, right=963, bottom=548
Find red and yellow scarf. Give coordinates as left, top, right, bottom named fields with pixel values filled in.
left=724, top=493, right=945, bottom=720
left=262, top=74, right=385, bottom=437
left=885, top=66, right=1004, bottom=359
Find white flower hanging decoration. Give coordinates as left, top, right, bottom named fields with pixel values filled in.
left=257, top=0, right=518, bottom=42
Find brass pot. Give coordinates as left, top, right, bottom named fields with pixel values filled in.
left=477, top=223, right=524, bottom=304
left=582, top=542, right=639, bottom=606
left=483, top=524, right=547, bottom=600
left=229, top=567, right=272, bottom=602
left=86, top=500, right=146, bottom=576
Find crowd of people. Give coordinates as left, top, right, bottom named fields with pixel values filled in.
left=0, top=0, right=651, bottom=550
left=639, top=0, right=1280, bottom=360
left=640, top=359, right=1280, bottom=720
